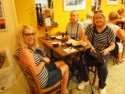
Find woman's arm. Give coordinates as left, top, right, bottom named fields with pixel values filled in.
left=116, top=29, right=125, bottom=40
left=20, top=49, right=45, bottom=75
left=79, top=29, right=85, bottom=41
left=40, top=57, right=50, bottom=64
left=83, top=35, right=96, bottom=51
left=101, top=42, right=115, bottom=56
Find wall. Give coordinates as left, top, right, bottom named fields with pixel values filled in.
left=14, top=0, right=124, bottom=36
left=0, top=0, right=124, bottom=94
left=52, top=0, right=124, bottom=34
left=0, top=0, right=30, bottom=94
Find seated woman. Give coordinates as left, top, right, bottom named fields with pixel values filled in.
left=107, top=11, right=125, bottom=64
left=16, top=25, right=72, bottom=94
left=83, top=11, right=94, bottom=29
left=115, top=8, right=125, bottom=26
left=56, top=10, right=85, bottom=41
left=78, top=10, right=115, bottom=94
left=66, top=10, right=84, bottom=40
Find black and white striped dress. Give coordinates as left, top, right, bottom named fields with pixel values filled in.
left=17, top=48, right=48, bottom=88
left=85, top=25, right=115, bottom=50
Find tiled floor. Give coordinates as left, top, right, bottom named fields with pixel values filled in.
left=68, top=54, right=125, bottom=94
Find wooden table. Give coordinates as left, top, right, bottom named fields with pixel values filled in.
left=39, top=36, right=86, bottom=82
left=38, top=36, right=84, bottom=58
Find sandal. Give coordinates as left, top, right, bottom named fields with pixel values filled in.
left=117, top=61, right=122, bottom=64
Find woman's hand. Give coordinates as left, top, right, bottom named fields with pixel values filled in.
left=40, top=57, right=50, bottom=64
left=90, top=46, right=96, bottom=53
left=100, top=48, right=109, bottom=56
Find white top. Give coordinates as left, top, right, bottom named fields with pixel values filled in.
left=83, top=19, right=92, bottom=29
left=122, top=17, right=125, bottom=22
left=107, top=23, right=120, bottom=36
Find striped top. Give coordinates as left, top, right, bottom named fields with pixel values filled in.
left=17, top=48, right=48, bottom=88
left=85, top=25, right=115, bottom=50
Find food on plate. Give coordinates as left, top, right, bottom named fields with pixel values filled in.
left=72, top=41, right=87, bottom=47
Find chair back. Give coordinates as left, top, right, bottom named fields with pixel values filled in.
left=13, top=55, right=61, bottom=94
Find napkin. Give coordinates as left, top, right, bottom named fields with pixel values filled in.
left=63, top=47, right=77, bottom=53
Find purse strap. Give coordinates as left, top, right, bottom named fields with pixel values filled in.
left=75, top=23, right=79, bottom=40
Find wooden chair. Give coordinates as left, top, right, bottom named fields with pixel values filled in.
left=88, top=66, right=97, bottom=85
left=13, top=55, right=61, bottom=94
left=66, top=53, right=97, bottom=86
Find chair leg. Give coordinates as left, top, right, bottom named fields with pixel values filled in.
left=113, top=57, right=117, bottom=65
left=88, top=66, right=97, bottom=86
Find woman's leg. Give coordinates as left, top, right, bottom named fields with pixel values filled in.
left=55, top=60, right=69, bottom=94
left=97, top=56, right=108, bottom=89
left=117, top=42, right=123, bottom=64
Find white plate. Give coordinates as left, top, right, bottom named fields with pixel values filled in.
left=56, top=36, right=62, bottom=40
left=51, top=42, right=61, bottom=45
left=72, top=41, right=87, bottom=47
left=66, top=39, right=75, bottom=44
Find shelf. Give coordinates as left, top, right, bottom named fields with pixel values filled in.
left=37, top=24, right=58, bottom=30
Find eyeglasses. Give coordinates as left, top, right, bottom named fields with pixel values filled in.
left=23, top=33, right=36, bottom=37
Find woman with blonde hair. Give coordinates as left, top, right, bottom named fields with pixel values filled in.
left=16, top=25, right=72, bottom=94
left=78, top=10, right=115, bottom=94
left=66, top=10, right=84, bottom=40
left=107, top=11, right=125, bottom=64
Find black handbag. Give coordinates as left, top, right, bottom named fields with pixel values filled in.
left=84, top=49, right=105, bottom=66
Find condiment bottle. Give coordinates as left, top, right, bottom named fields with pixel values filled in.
left=61, top=33, right=65, bottom=46
left=64, top=31, right=68, bottom=42
left=45, top=28, right=49, bottom=40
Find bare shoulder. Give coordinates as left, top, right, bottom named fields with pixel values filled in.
left=20, top=48, right=32, bottom=59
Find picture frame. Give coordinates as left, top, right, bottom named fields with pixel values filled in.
left=0, top=0, right=6, bottom=31
left=107, top=0, right=118, bottom=5
left=0, top=48, right=16, bottom=92
left=64, top=0, right=86, bottom=11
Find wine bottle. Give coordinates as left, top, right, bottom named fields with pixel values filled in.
left=65, top=31, right=68, bottom=42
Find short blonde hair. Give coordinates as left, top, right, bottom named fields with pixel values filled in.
left=86, top=12, right=93, bottom=19
left=16, top=25, right=38, bottom=50
left=92, top=10, right=106, bottom=27
left=109, top=11, right=119, bottom=21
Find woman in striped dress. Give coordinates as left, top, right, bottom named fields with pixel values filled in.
left=78, top=10, right=115, bottom=94
left=16, top=25, right=71, bottom=94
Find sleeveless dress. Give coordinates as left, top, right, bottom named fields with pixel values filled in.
left=17, top=48, right=48, bottom=88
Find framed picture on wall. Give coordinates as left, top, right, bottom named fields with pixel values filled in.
left=64, top=0, right=86, bottom=11
left=0, top=0, right=6, bottom=31
left=107, top=0, right=118, bottom=5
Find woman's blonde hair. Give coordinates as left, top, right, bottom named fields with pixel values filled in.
left=16, top=25, right=38, bottom=50
left=70, top=10, right=79, bottom=21
left=92, top=10, right=106, bottom=27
